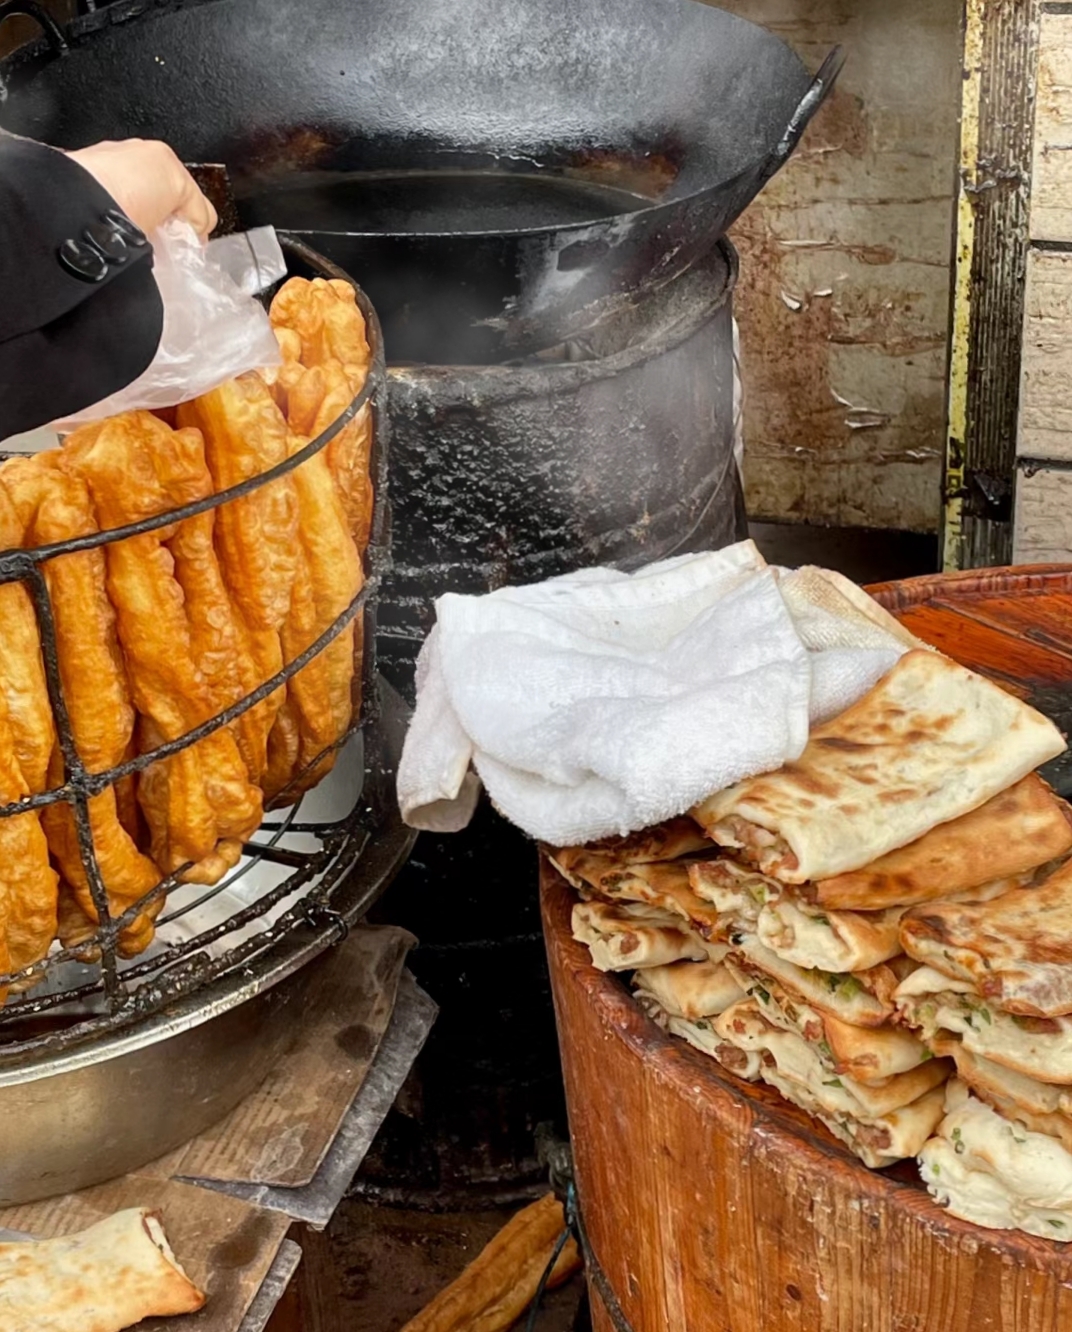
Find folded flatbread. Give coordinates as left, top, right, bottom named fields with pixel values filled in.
left=632, top=958, right=744, bottom=1019
left=919, top=1081, right=1072, bottom=1238
left=0, top=1207, right=205, bottom=1332
left=688, top=859, right=904, bottom=972
left=549, top=818, right=712, bottom=873
left=711, top=999, right=947, bottom=1168
left=729, top=935, right=898, bottom=1027
left=901, top=858, right=1072, bottom=1017
left=929, top=1032, right=1072, bottom=1153
left=726, top=959, right=935, bottom=1085
left=633, top=991, right=733, bottom=1064
left=712, top=998, right=948, bottom=1118
left=894, top=965, right=1072, bottom=1085
left=693, top=650, right=1065, bottom=884
left=571, top=900, right=708, bottom=972
left=551, top=854, right=722, bottom=939
left=813, top=775, right=1072, bottom=910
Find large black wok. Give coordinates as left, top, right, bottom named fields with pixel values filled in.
left=0, top=0, right=841, bottom=363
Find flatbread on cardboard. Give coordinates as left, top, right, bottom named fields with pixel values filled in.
left=0, top=1208, right=204, bottom=1332
left=571, top=900, right=708, bottom=972
left=919, top=1081, right=1072, bottom=1238
left=693, top=650, right=1065, bottom=884
left=813, top=774, right=1072, bottom=910
left=901, top=858, right=1072, bottom=1017
left=632, top=958, right=744, bottom=1020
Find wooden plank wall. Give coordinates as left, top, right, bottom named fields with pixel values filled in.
left=718, top=0, right=961, bottom=534
left=1015, top=8, right=1072, bottom=563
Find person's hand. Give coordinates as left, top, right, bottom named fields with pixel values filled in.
left=67, top=139, right=218, bottom=241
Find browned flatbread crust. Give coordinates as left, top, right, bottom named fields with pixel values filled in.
left=815, top=774, right=1072, bottom=910
left=901, top=857, right=1072, bottom=1016
left=693, top=649, right=1066, bottom=883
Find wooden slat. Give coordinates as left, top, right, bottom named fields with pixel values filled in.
left=1014, top=466, right=1072, bottom=564
left=893, top=602, right=1072, bottom=692
left=1030, top=12, right=1072, bottom=241
left=722, top=0, right=959, bottom=534
left=929, top=591, right=1072, bottom=655
left=942, top=0, right=1040, bottom=570
left=1018, top=251, right=1072, bottom=461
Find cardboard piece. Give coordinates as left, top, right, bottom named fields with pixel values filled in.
left=0, top=926, right=431, bottom=1332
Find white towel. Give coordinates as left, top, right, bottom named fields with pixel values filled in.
left=397, top=540, right=919, bottom=846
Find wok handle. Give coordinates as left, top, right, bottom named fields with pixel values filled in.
left=0, top=0, right=69, bottom=102
left=761, top=45, right=845, bottom=183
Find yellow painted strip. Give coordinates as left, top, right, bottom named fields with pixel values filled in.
left=943, top=0, right=985, bottom=572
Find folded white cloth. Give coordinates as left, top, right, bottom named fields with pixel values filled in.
left=397, top=540, right=919, bottom=847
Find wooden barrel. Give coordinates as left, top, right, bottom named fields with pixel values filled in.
left=541, top=565, right=1072, bottom=1332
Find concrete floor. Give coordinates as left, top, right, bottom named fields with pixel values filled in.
left=287, top=521, right=939, bottom=1332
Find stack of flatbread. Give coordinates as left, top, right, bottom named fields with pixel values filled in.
left=896, top=860, right=1072, bottom=1235
left=551, top=648, right=1072, bottom=1182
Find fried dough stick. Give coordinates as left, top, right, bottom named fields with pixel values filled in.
left=0, top=478, right=58, bottom=982
left=267, top=384, right=362, bottom=798
left=259, top=326, right=304, bottom=414
left=0, top=686, right=54, bottom=992
left=166, top=482, right=281, bottom=789
left=176, top=375, right=300, bottom=633
left=270, top=279, right=374, bottom=550
left=1, top=457, right=164, bottom=957
left=0, top=484, right=55, bottom=794
left=63, top=414, right=262, bottom=882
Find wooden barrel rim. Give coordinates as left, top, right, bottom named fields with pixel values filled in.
left=867, top=561, right=1072, bottom=611
left=543, top=876, right=1072, bottom=1271
left=542, top=550, right=1072, bottom=1279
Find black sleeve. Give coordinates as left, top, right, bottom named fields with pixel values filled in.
left=0, top=134, right=164, bottom=440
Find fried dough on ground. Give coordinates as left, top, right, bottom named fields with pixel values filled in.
left=176, top=376, right=299, bottom=633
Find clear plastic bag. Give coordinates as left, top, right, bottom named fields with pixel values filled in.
left=51, top=220, right=286, bottom=432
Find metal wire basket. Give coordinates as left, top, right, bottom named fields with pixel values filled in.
left=0, top=235, right=397, bottom=1069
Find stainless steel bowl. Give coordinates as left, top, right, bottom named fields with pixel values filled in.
left=0, top=679, right=415, bottom=1206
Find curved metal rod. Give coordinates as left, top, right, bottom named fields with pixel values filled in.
left=0, top=0, right=67, bottom=102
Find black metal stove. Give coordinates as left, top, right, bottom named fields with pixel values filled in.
left=0, top=0, right=839, bottom=1206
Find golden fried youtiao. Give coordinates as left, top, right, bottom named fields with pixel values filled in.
left=0, top=480, right=55, bottom=795
left=63, top=415, right=263, bottom=880
left=0, top=686, right=58, bottom=988
left=269, top=280, right=374, bottom=550
left=176, top=377, right=299, bottom=633
left=264, top=698, right=301, bottom=804
left=259, top=326, right=304, bottom=413
left=3, top=458, right=164, bottom=956
left=311, top=363, right=374, bottom=554
left=168, top=504, right=282, bottom=788
left=267, top=424, right=363, bottom=799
